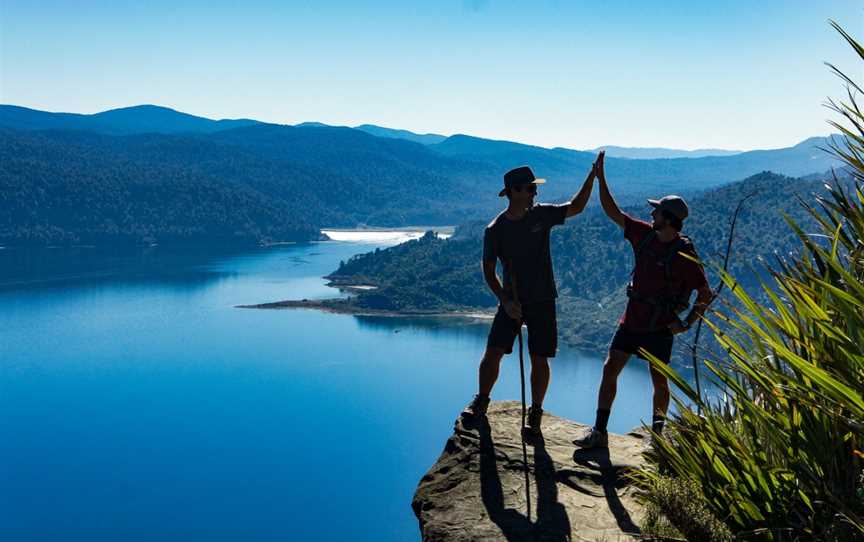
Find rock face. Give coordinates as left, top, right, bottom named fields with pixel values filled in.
left=412, top=401, right=648, bottom=542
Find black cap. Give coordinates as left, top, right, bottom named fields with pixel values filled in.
left=499, top=166, right=546, bottom=197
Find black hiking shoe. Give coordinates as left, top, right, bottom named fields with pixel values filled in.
left=573, top=427, right=608, bottom=449
left=464, top=394, right=490, bottom=418
left=526, top=405, right=543, bottom=436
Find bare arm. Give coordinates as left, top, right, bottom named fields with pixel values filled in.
left=564, top=166, right=595, bottom=218
left=482, top=260, right=508, bottom=303
left=595, top=151, right=626, bottom=229
left=482, top=260, right=521, bottom=320
left=669, top=283, right=715, bottom=334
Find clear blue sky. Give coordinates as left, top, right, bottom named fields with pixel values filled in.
left=1, top=1, right=861, bottom=150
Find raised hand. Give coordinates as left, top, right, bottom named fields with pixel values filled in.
left=594, top=150, right=606, bottom=181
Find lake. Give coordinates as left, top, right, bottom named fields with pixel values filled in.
left=0, top=234, right=668, bottom=541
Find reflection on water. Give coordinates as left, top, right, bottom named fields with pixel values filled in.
left=0, top=245, right=242, bottom=292
left=354, top=313, right=489, bottom=332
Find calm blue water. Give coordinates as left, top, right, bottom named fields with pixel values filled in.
left=0, top=240, right=664, bottom=541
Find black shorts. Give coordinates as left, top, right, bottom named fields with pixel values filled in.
left=610, top=326, right=674, bottom=363
left=487, top=300, right=557, bottom=358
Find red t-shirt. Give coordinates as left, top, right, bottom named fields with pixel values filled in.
left=620, top=215, right=708, bottom=332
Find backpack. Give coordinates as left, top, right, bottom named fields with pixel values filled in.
left=626, top=230, right=694, bottom=331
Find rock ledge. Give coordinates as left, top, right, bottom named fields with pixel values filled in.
left=412, top=401, right=648, bottom=541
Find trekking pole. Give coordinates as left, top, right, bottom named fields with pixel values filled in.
left=510, top=271, right=528, bottom=441
left=690, top=191, right=755, bottom=414
left=509, top=263, right=532, bottom=523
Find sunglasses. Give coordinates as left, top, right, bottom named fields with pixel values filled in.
left=513, top=184, right=537, bottom=194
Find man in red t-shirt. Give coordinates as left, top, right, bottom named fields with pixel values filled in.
left=574, top=153, right=714, bottom=449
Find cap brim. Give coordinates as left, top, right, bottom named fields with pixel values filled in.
left=498, top=188, right=507, bottom=197
left=647, top=199, right=661, bottom=207
left=532, top=178, right=546, bottom=184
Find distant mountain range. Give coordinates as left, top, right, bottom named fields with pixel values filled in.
left=354, top=124, right=447, bottom=145
left=590, top=145, right=742, bottom=159
left=426, top=133, right=842, bottom=200
left=220, top=120, right=449, bottom=145
left=329, top=125, right=740, bottom=159
left=0, top=104, right=261, bottom=135
left=0, top=104, right=845, bottom=247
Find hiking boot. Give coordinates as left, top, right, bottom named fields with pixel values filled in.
left=526, top=405, right=543, bottom=435
left=573, top=427, right=608, bottom=449
left=464, top=394, right=490, bottom=418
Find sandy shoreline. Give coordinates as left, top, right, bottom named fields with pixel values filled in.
left=236, top=298, right=494, bottom=321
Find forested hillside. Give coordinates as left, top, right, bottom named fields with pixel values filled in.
left=0, top=129, right=324, bottom=246
left=0, top=103, right=842, bottom=247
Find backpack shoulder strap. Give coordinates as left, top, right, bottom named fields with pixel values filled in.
left=634, top=229, right=657, bottom=258
left=629, top=229, right=657, bottom=282
left=682, top=235, right=695, bottom=255
left=663, top=235, right=695, bottom=263
left=663, top=238, right=687, bottom=261
left=658, top=236, right=693, bottom=280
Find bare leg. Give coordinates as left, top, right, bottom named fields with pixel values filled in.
left=597, top=349, right=632, bottom=410
left=478, top=346, right=507, bottom=397
left=529, top=354, right=550, bottom=407
left=649, top=364, right=671, bottom=418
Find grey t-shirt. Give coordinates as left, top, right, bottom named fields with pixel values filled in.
left=482, top=203, right=568, bottom=305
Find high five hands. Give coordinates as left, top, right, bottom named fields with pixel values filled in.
left=592, top=150, right=605, bottom=181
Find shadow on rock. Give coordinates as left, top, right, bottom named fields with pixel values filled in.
left=472, top=415, right=572, bottom=541
left=571, top=446, right=640, bottom=535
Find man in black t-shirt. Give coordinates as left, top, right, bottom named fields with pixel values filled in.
left=464, top=158, right=600, bottom=435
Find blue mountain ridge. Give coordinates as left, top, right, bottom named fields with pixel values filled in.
left=0, top=104, right=845, bottom=247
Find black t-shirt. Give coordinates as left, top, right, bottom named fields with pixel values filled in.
left=482, top=203, right=568, bottom=305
